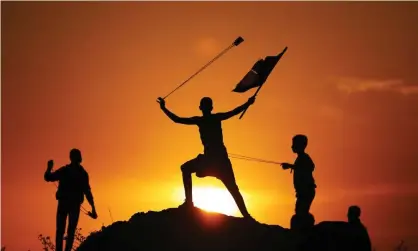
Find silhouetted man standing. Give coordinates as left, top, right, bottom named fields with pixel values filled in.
left=44, top=149, right=98, bottom=251
left=157, top=96, right=255, bottom=220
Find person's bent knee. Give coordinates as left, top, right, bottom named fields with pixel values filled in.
left=181, top=163, right=192, bottom=173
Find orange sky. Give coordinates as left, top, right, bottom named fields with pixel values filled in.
left=2, top=2, right=418, bottom=250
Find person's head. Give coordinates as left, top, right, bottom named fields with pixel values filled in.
left=199, top=97, right=213, bottom=115
left=292, top=134, right=308, bottom=153
left=69, top=148, right=82, bottom=164
left=347, top=205, right=361, bottom=223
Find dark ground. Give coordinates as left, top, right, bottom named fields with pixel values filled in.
left=77, top=206, right=371, bottom=251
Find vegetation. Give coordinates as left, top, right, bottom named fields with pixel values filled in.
left=0, top=228, right=86, bottom=251
left=36, top=228, right=87, bottom=251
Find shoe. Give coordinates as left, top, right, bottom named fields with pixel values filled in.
left=178, top=201, right=195, bottom=209
left=244, top=214, right=258, bottom=223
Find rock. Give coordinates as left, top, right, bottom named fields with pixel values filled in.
left=76, top=206, right=371, bottom=251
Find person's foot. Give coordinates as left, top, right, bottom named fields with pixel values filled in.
left=178, top=201, right=195, bottom=210
left=244, top=214, right=258, bottom=223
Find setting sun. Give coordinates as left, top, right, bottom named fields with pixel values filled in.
left=172, top=186, right=241, bottom=216
left=193, top=187, right=239, bottom=216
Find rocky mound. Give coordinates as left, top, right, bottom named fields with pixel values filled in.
left=76, top=206, right=371, bottom=251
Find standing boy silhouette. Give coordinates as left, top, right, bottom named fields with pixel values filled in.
left=281, top=135, right=316, bottom=215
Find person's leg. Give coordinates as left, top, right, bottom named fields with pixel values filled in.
left=55, top=201, right=68, bottom=251
left=306, top=189, right=316, bottom=212
left=295, top=192, right=316, bottom=230
left=223, top=180, right=252, bottom=218
left=180, top=155, right=200, bottom=206
left=295, top=189, right=315, bottom=215
left=295, top=191, right=302, bottom=215
left=64, top=203, right=81, bottom=251
left=219, top=161, right=252, bottom=219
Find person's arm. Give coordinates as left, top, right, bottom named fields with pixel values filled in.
left=364, top=231, right=372, bottom=251
left=215, top=96, right=255, bottom=121
left=44, top=160, right=64, bottom=182
left=157, top=97, right=200, bottom=125
left=83, top=173, right=95, bottom=209
left=283, top=156, right=314, bottom=171
left=281, top=163, right=295, bottom=170
left=297, top=156, right=315, bottom=172
left=83, top=172, right=98, bottom=218
left=161, top=106, right=200, bottom=125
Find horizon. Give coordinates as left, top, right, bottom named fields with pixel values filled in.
left=2, top=1, right=418, bottom=251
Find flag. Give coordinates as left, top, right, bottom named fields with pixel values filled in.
left=232, top=47, right=287, bottom=93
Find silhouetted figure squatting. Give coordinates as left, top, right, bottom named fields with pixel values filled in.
left=157, top=96, right=255, bottom=220
left=281, top=135, right=316, bottom=216
left=347, top=205, right=372, bottom=251
left=44, top=149, right=98, bottom=251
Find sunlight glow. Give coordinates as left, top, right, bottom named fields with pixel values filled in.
left=192, top=187, right=239, bottom=216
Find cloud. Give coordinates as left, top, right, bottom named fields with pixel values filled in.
left=336, top=78, right=418, bottom=95
left=314, top=183, right=418, bottom=205
left=335, top=183, right=418, bottom=197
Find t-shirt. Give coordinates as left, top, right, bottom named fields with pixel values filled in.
left=53, top=164, right=90, bottom=204
left=293, top=153, right=316, bottom=191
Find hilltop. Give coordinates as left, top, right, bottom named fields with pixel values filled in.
left=76, top=206, right=371, bottom=251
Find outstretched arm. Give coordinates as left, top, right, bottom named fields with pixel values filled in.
left=281, top=163, right=295, bottom=170
left=281, top=157, right=315, bottom=171
left=215, top=96, right=255, bottom=121
left=161, top=106, right=200, bottom=125
left=157, top=97, right=200, bottom=125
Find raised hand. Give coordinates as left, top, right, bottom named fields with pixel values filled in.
left=247, top=96, right=256, bottom=105
left=47, top=160, right=54, bottom=170
left=280, top=163, right=291, bottom=170
left=156, top=97, right=166, bottom=109
left=88, top=209, right=98, bottom=219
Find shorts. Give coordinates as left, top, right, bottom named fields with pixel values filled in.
left=182, top=153, right=236, bottom=183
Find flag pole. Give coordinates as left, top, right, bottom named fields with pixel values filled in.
left=239, top=84, right=263, bottom=119
left=239, top=46, right=288, bottom=120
